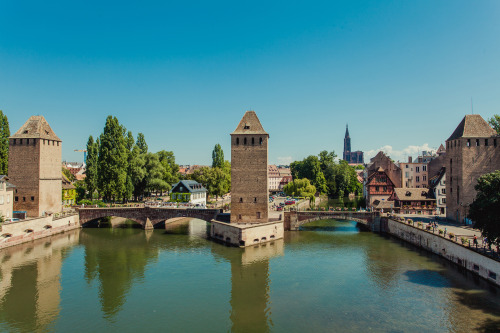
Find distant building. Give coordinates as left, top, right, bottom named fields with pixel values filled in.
left=343, top=124, right=364, bottom=164
left=279, top=175, right=292, bottom=191
left=364, top=151, right=402, bottom=202
left=399, top=157, right=429, bottom=188
left=62, top=174, right=76, bottom=206
left=388, top=188, right=436, bottom=215
left=170, top=180, right=207, bottom=206
left=0, top=175, right=15, bottom=220
left=365, top=167, right=397, bottom=209
left=268, top=165, right=281, bottom=192
left=429, top=168, right=446, bottom=215
left=8, top=116, right=62, bottom=217
left=445, top=114, right=500, bottom=223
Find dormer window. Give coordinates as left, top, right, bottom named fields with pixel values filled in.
left=405, top=191, right=411, bottom=197
left=244, top=123, right=250, bottom=129
left=23, top=130, right=28, bottom=134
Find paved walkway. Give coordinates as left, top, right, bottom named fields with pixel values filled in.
left=396, top=214, right=500, bottom=258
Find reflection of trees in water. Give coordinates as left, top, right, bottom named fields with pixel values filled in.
left=211, top=240, right=284, bottom=333
left=80, top=223, right=209, bottom=319
left=0, top=230, right=79, bottom=332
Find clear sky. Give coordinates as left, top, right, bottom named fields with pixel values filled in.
left=1, top=0, right=499, bottom=165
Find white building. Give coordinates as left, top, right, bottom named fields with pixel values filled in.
left=170, top=180, right=207, bottom=207
left=0, top=176, right=15, bottom=220
left=268, top=165, right=281, bottom=193
left=429, top=168, right=446, bottom=215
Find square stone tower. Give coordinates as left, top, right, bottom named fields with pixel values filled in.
left=445, top=114, right=499, bottom=223
left=8, top=116, right=62, bottom=217
left=230, top=111, right=269, bottom=223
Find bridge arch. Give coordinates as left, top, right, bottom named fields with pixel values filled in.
left=78, top=207, right=222, bottom=230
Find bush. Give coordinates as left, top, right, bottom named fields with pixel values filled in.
left=448, top=233, right=455, bottom=240
left=417, top=222, right=423, bottom=228
left=438, top=229, right=443, bottom=235
left=460, top=237, right=467, bottom=245
left=407, top=219, right=413, bottom=224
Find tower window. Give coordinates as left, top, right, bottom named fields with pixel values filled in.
left=254, top=197, right=257, bottom=202
left=239, top=197, right=243, bottom=203
left=467, top=139, right=470, bottom=147
left=23, top=197, right=26, bottom=202
left=238, top=214, right=242, bottom=220
left=476, top=139, right=479, bottom=146
left=260, top=137, right=263, bottom=145
left=494, top=139, right=497, bottom=147
left=15, top=196, right=18, bottom=202
left=31, top=196, right=35, bottom=201
left=244, top=138, right=247, bottom=145
left=236, top=138, right=239, bottom=145
left=257, top=212, right=261, bottom=219
left=485, top=139, right=488, bottom=146
left=252, top=137, right=255, bottom=145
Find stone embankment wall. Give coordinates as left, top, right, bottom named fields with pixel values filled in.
left=0, top=214, right=80, bottom=249
left=385, top=218, right=500, bottom=286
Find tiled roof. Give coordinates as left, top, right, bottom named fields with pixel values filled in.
left=447, top=114, right=496, bottom=141
left=231, top=111, right=268, bottom=135
left=393, top=188, right=434, bottom=201
left=11, top=116, right=61, bottom=141
left=171, top=180, right=207, bottom=193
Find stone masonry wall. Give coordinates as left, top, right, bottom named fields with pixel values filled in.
left=231, top=134, right=269, bottom=223
left=386, top=218, right=500, bottom=286
left=446, top=137, right=500, bottom=222
left=8, top=138, right=41, bottom=217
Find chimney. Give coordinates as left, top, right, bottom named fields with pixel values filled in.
left=408, top=156, right=412, bottom=163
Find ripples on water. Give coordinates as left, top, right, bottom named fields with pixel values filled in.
left=0, top=219, right=499, bottom=332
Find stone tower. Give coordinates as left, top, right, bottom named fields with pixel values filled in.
left=8, top=116, right=62, bottom=217
left=230, top=111, right=269, bottom=223
left=343, top=124, right=351, bottom=162
left=445, top=114, right=499, bottom=223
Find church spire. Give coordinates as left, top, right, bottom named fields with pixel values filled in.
left=345, top=124, right=350, bottom=138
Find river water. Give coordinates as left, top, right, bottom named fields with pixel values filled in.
left=0, top=219, right=499, bottom=332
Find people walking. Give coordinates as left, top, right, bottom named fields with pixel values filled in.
left=473, top=235, right=478, bottom=248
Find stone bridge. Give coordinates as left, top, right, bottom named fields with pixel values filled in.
left=78, top=207, right=223, bottom=229
left=284, top=211, right=381, bottom=231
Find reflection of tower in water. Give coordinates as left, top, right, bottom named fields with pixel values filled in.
left=0, top=230, right=79, bottom=332
left=212, top=240, right=284, bottom=332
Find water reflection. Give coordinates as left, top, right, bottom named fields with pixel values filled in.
left=81, top=228, right=162, bottom=319
left=0, top=230, right=79, bottom=332
left=212, top=239, right=284, bottom=333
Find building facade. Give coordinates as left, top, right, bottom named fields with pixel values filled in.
left=343, top=125, right=364, bottom=164
left=429, top=168, right=446, bottom=215
left=268, top=165, right=281, bottom=193
left=388, top=188, right=436, bottom=215
left=170, top=180, right=207, bottom=206
left=366, top=167, right=396, bottom=209
left=8, top=116, right=62, bottom=217
left=445, top=114, right=500, bottom=223
left=399, top=158, right=429, bottom=188
left=62, top=175, right=76, bottom=206
left=230, top=111, right=269, bottom=223
left=0, top=176, right=15, bottom=220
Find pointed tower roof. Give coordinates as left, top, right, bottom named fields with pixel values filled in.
left=436, top=144, right=446, bottom=155
left=345, top=124, right=350, bottom=138
left=447, top=114, right=496, bottom=141
left=10, top=116, right=61, bottom=141
left=231, top=111, right=268, bottom=135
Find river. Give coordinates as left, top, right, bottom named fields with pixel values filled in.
left=0, top=219, right=499, bottom=332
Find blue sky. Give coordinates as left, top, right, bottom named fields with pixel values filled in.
left=1, top=0, right=499, bottom=165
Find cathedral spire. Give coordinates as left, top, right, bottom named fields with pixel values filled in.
left=345, top=124, right=350, bottom=138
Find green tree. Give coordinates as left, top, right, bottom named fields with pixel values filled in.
left=136, top=133, right=148, bottom=154
left=129, top=145, right=146, bottom=200
left=469, top=171, right=500, bottom=245
left=144, top=153, right=169, bottom=195
left=283, top=178, right=316, bottom=201
left=74, top=180, right=87, bottom=202
left=85, top=135, right=99, bottom=199
left=290, top=155, right=327, bottom=194
left=157, top=150, right=180, bottom=185
left=98, top=116, right=128, bottom=202
left=212, top=144, right=224, bottom=169
left=488, top=114, right=500, bottom=134
left=0, top=111, right=10, bottom=175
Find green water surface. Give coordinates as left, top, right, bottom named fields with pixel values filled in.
left=0, top=219, right=499, bottom=332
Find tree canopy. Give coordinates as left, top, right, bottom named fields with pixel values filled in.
left=290, top=151, right=362, bottom=198
left=283, top=178, right=316, bottom=200
left=488, top=114, right=500, bottom=134
left=0, top=110, right=10, bottom=175
left=468, top=171, right=500, bottom=245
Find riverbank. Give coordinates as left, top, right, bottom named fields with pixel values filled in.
left=0, top=214, right=80, bottom=249
left=384, top=217, right=500, bottom=287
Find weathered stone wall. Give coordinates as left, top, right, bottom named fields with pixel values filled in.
left=39, top=139, right=62, bottom=215
left=78, top=207, right=221, bottom=228
left=0, top=214, right=80, bottom=249
left=446, top=137, right=500, bottom=222
left=231, top=134, right=269, bottom=223
left=211, top=220, right=283, bottom=247
left=8, top=138, right=40, bottom=217
left=385, top=218, right=500, bottom=286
